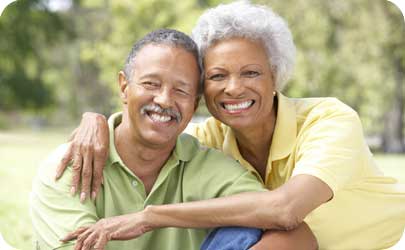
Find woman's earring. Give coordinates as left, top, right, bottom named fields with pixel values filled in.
left=273, top=91, right=276, bottom=96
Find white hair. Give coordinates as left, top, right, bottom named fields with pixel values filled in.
left=191, top=0, right=296, bottom=90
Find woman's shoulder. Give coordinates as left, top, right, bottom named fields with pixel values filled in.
left=184, top=116, right=228, bottom=149
left=291, top=96, right=358, bottom=121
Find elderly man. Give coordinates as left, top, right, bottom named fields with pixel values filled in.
left=30, top=29, right=267, bottom=250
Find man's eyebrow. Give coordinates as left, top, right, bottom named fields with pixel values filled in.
left=176, top=80, right=192, bottom=87
left=138, top=73, right=160, bottom=80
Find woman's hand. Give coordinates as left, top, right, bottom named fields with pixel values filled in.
left=55, top=112, right=110, bottom=202
left=61, top=213, right=152, bottom=250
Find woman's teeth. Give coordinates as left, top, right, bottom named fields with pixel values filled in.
left=223, top=100, right=253, bottom=111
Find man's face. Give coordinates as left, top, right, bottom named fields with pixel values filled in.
left=120, top=44, right=200, bottom=147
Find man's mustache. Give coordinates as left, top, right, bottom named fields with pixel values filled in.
left=140, top=103, right=182, bottom=123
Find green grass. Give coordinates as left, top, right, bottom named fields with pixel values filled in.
left=0, top=129, right=71, bottom=250
left=0, top=129, right=404, bottom=250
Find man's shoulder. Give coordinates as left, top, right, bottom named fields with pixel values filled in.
left=34, top=143, right=72, bottom=189
left=178, top=133, right=244, bottom=172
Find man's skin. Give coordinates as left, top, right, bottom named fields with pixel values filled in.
left=57, top=40, right=318, bottom=250
left=65, top=43, right=201, bottom=249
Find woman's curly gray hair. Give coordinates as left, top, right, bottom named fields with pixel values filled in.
left=191, top=0, right=296, bottom=90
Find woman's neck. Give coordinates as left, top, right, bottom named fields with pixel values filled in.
left=233, top=105, right=277, bottom=180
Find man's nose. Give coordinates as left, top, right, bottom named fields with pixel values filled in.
left=153, top=88, right=173, bottom=108
left=224, top=77, right=245, bottom=97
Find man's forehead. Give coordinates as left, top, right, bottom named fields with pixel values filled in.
left=132, top=44, right=199, bottom=80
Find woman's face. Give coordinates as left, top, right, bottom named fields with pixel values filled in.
left=203, top=37, right=276, bottom=130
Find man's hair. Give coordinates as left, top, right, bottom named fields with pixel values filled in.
left=123, top=28, right=203, bottom=95
left=191, top=0, right=296, bottom=91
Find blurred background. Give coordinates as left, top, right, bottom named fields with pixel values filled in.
left=0, top=0, right=404, bottom=249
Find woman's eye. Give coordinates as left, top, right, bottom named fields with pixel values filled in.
left=242, top=71, right=260, bottom=78
left=208, top=74, right=225, bottom=81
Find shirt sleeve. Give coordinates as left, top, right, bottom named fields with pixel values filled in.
left=30, top=144, right=99, bottom=250
left=292, top=99, right=367, bottom=193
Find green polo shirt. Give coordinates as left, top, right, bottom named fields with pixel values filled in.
left=30, top=113, right=265, bottom=250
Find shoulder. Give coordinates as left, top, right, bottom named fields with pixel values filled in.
left=292, top=97, right=361, bottom=130
left=179, top=133, right=246, bottom=175
left=294, top=97, right=357, bottom=116
left=33, top=143, right=72, bottom=191
left=184, top=117, right=228, bottom=149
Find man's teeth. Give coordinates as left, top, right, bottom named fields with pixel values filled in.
left=149, top=113, right=172, bottom=122
left=224, top=100, right=253, bottom=111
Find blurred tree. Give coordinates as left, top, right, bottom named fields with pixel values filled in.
left=0, top=0, right=73, bottom=111
left=262, top=0, right=405, bottom=152
left=0, top=0, right=403, bottom=152
left=380, top=1, right=405, bottom=153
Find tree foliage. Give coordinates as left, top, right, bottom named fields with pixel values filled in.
left=0, top=0, right=73, bottom=110
left=0, top=0, right=404, bottom=151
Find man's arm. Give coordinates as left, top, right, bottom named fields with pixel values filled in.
left=31, top=144, right=99, bottom=250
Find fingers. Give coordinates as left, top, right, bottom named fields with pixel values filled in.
left=93, top=233, right=108, bottom=250
left=68, top=128, right=78, bottom=142
left=74, top=229, right=92, bottom=250
left=72, top=228, right=108, bottom=250
left=81, top=231, right=98, bottom=250
left=55, top=143, right=74, bottom=180
left=71, top=152, right=83, bottom=196
left=80, top=148, right=93, bottom=203
left=61, top=227, right=88, bottom=242
left=91, top=145, right=107, bottom=200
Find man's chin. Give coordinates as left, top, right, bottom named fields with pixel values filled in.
left=140, top=132, right=177, bottom=147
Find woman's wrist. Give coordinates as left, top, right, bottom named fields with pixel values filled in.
left=143, top=205, right=164, bottom=230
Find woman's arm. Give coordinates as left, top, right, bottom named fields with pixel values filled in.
left=64, top=175, right=328, bottom=249
left=55, top=112, right=110, bottom=202
left=144, top=174, right=332, bottom=230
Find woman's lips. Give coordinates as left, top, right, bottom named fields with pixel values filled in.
left=220, top=100, right=255, bottom=114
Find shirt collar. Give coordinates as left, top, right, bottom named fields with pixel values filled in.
left=270, top=92, right=297, bottom=161
left=107, top=112, right=124, bottom=166
left=107, top=112, right=194, bottom=166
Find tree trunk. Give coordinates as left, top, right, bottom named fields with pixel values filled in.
left=382, top=57, right=404, bottom=153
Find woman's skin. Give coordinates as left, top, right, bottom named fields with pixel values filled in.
left=58, top=38, right=331, bottom=250
left=203, top=37, right=278, bottom=180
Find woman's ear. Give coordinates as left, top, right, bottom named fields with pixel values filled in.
left=118, top=71, right=129, bottom=104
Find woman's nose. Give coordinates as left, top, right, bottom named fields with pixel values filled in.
left=224, top=77, right=245, bottom=97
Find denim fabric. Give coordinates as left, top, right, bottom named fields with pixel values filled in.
left=200, top=227, right=263, bottom=250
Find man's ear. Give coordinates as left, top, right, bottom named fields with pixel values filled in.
left=118, top=71, right=129, bottom=104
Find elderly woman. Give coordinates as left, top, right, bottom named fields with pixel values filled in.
left=56, top=1, right=405, bottom=249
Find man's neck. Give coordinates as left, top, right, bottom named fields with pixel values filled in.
left=113, top=121, right=175, bottom=192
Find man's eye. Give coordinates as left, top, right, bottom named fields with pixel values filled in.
left=176, top=88, right=190, bottom=96
left=142, top=82, right=159, bottom=88
left=242, top=71, right=260, bottom=78
left=208, top=74, right=225, bottom=81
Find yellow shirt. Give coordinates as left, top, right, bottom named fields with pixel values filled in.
left=186, top=92, right=405, bottom=250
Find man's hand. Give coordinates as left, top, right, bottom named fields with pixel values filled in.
left=55, top=112, right=109, bottom=202
left=61, top=213, right=152, bottom=250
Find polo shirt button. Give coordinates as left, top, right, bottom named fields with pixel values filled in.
left=131, top=180, right=138, bottom=187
